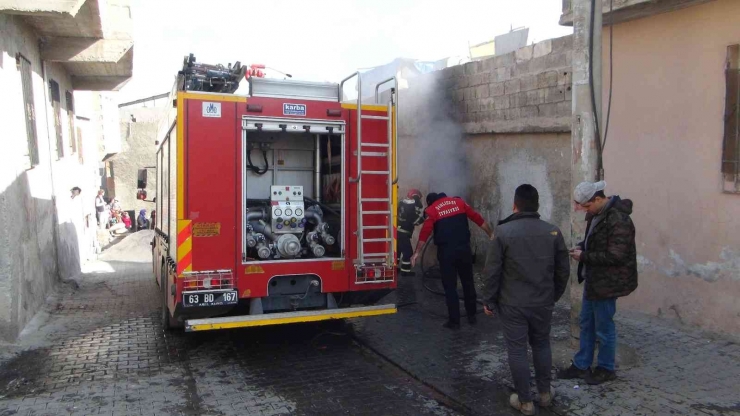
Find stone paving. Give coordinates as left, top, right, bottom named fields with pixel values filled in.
left=352, top=271, right=740, bottom=416
left=2, top=231, right=739, bottom=416
left=0, top=232, right=460, bottom=416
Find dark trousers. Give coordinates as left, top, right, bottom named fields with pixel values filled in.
left=499, top=304, right=554, bottom=403
left=397, top=232, right=413, bottom=273
left=437, top=245, right=477, bottom=324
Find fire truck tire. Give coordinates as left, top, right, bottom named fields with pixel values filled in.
left=161, top=266, right=180, bottom=330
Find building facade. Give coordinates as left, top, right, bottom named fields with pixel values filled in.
left=0, top=0, right=133, bottom=341
left=562, top=0, right=740, bottom=335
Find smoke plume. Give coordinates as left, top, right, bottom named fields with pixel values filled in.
left=400, top=71, right=470, bottom=199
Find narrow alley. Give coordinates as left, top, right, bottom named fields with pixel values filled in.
left=0, top=232, right=466, bottom=416
left=1, top=232, right=738, bottom=416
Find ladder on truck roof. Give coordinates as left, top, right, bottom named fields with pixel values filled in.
left=339, top=74, right=398, bottom=282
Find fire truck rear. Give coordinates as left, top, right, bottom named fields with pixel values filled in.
left=152, top=55, right=399, bottom=331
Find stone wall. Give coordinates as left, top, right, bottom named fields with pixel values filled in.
left=444, top=35, right=573, bottom=135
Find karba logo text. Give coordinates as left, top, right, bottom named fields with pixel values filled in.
left=283, top=103, right=307, bottom=116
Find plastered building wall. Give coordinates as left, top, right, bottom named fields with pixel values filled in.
left=0, top=15, right=101, bottom=341
left=598, top=0, right=740, bottom=335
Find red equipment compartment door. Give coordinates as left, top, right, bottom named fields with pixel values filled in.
left=185, top=98, right=238, bottom=271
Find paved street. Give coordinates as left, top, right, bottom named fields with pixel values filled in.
left=1, top=232, right=739, bottom=416
left=0, top=232, right=463, bottom=416
left=355, top=270, right=740, bottom=416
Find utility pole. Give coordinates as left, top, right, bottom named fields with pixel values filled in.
left=570, top=0, right=602, bottom=345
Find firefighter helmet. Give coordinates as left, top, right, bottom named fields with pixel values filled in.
left=406, top=189, right=422, bottom=200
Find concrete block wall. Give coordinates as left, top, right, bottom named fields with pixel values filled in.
left=397, top=35, right=575, bottom=271
left=442, top=35, right=573, bottom=135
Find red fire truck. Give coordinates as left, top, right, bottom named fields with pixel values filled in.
left=152, top=55, right=399, bottom=331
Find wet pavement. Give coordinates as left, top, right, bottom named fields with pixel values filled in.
left=355, top=269, right=740, bottom=416
left=0, top=232, right=461, bottom=416
left=2, top=231, right=739, bottom=416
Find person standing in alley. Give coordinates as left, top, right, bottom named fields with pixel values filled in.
left=558, top=181, right=637, bottom=385
left=397, top=189, right=424, bottom=276
left=482, top=184, right=570, bottom=415
left=411, top=192, right=494, bottom=329
left=95, top=189, right=107, bottom=229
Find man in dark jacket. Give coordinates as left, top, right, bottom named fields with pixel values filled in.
left=411, top=192, right=494, bottom=329
left=483, top=185, right=569, bottom=415
left=397, top=189, right=424, bottom=276
left=558, top=181, right=637, bottom=385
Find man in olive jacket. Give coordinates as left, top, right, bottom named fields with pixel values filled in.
left=558, top=181, right=638, bottom=385
left=483, top=185, right=570, bottom=415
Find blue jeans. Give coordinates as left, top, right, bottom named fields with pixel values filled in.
left=573, top=294, right=617, bottom=372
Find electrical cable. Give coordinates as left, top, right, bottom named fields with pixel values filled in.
left=246, top=148, right=269, bottom=175
left=588, top=0, right=615, bottom=180
left=294, top=282, right=316, bottom=300
left=588, top=0, right=604, bottom=180
left=602, top=0, right=614, bottom=152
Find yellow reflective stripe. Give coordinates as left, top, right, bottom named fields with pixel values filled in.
left=179, top=91, right=247, bottom=103
left=177, top=219, right=191, bottom=234
left=187, top=307, right=397, bottom=331
left=341, top=103, right=388, bottom=112
left=177, top=237, right=192, bottom=262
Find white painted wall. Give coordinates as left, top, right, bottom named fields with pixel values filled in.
left=0, top=14, right=105, bottom=341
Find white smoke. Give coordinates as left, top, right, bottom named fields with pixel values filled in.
left=400, top=71, right=470, bottom=199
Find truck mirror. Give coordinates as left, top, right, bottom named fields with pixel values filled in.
left=137, top=169, right=148, bottom=189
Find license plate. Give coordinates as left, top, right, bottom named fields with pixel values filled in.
left=183, top=290, right=238, bottom=307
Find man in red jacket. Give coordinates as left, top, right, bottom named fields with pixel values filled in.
left=411, top=193, right=493, bottom=329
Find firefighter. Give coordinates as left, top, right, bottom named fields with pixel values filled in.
left=397, top=189, right=424, bottom=276
left=411, top=192, right=494, bottom=329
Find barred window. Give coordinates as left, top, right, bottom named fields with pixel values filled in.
left=66, top=91, right=76, bottom=154
left=17, top=54, right=39, bottom=167
left=49, top=80, right=64, bottom=160
left=722, top=45, right=740, bottom=193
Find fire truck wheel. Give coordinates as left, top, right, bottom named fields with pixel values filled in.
left=161, top=266, right=180, bottom=330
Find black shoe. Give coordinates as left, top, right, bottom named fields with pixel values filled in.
left=401, top=271, right=416, bottom=277
left=557, top=363, right=591, bottom=380
left=467, top=315, right=477, bottom=325
left=586, top=366, right=617, bottom=385
left=442, top=321, right=461, bottom=330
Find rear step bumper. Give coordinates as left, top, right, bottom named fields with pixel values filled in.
left=185, top=304, right=397, bottom=332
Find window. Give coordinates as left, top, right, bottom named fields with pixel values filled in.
left=49, top=80, right=64, bottom=160
left=66, top=91, right=76, bottom=154
left=76, top=126, right=84, bottom=164
left=723, top=45, right=740, bottom=193
left=17, top=54, right=39, bottom=167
